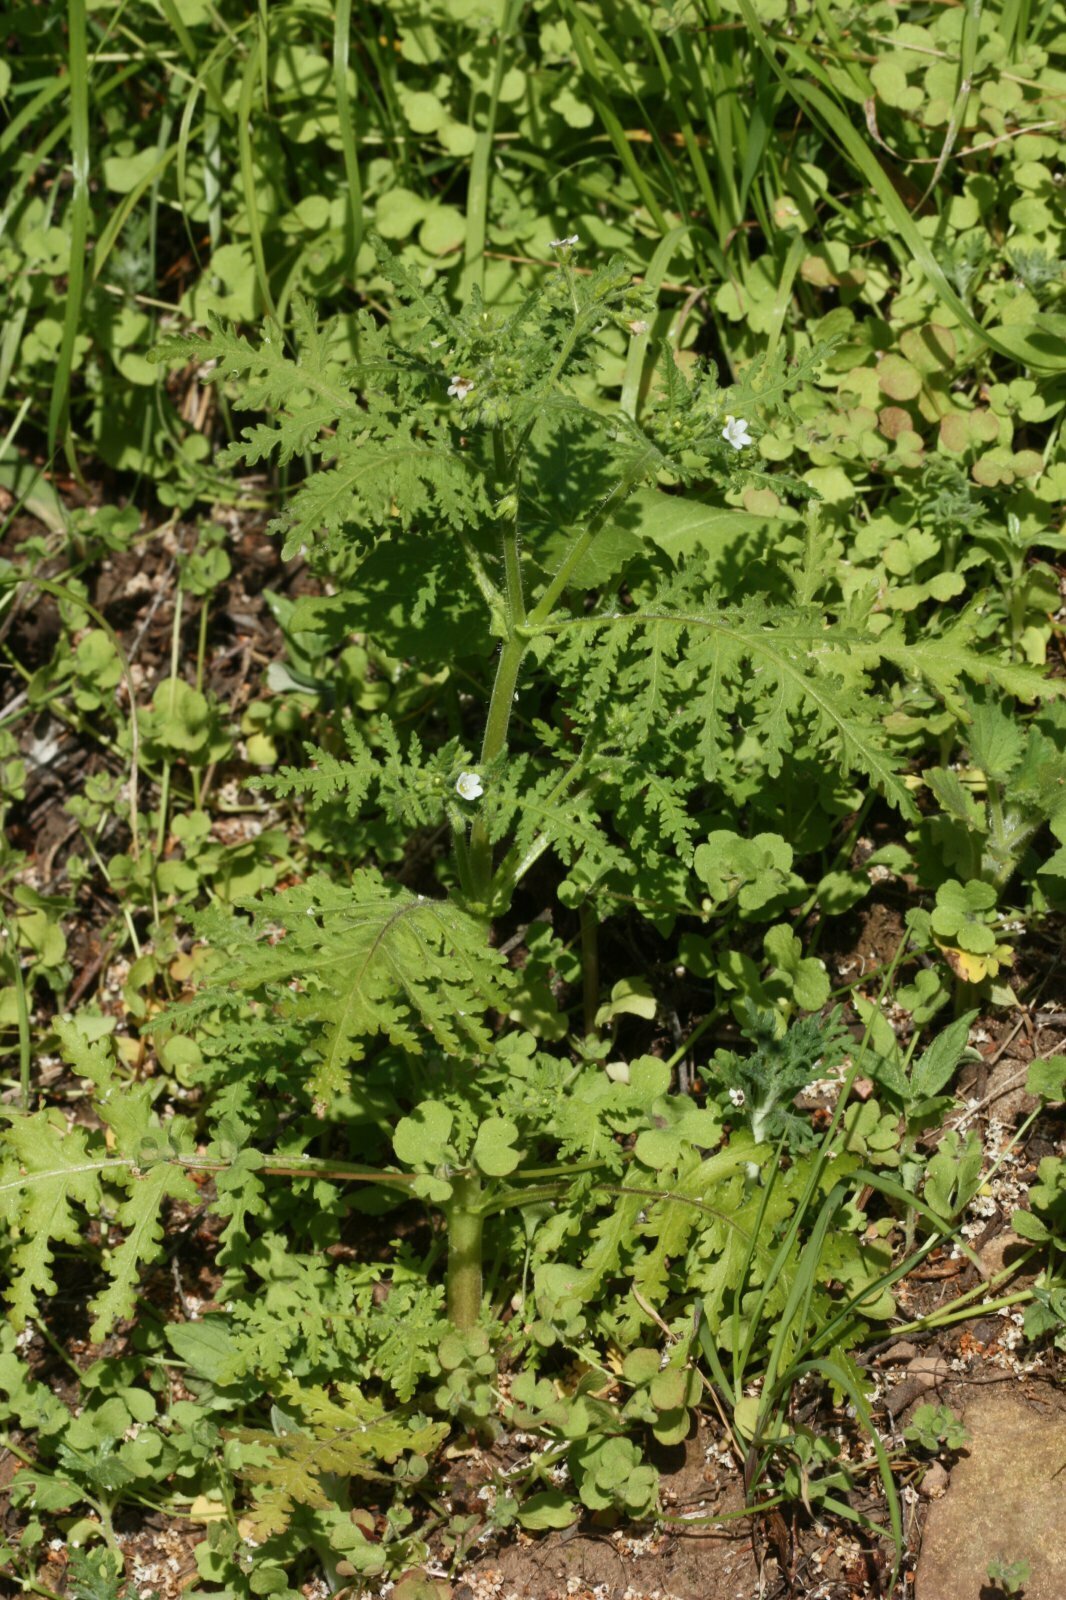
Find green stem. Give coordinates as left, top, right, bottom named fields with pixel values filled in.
left=664, top=1007, right=719, bottom=1075
left=464, top=432, right=530, bottom=898
left=888, top=1287, right=1034, bottom=1337
left=987, top=777, right=1006, bottom=852
left=467, top=633, right=527, bottom=897
left=333, top=0, right=363, bottom=277
left=1008, top=559, right=1027, bottom=653
left=526, top=445, right=659, bottom=627
left=190, top=598, right=211, bottom=811
left=451, top=824, right=477, bottom=900
left=478, top=636, right=526, bottom=765
left=0, top=1436, right=35, bottom=1468
left=76, top=828, right=142, bottom=958
left=500, top=518, right=525, bottom=630
left=0, top=907, right=31, bottom=1112
left=195, top=592, right=209, bottom=695
left=155, top=585, right=185, bottom=856
left=446, top=1172, right=484, bottom=1331
left=580, top=899, right=599, bottom=1036
left=156, top=762, right=171, bottom=857
left=507, top=1157, right=610, bottom=1181
left=16, top=1578, right=64, bottom=1600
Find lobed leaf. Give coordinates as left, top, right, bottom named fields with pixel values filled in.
left=171, top=872, right=512, bottom=1104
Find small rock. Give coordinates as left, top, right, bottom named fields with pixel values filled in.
left=907, top=1354, right=950, bottom=1383
left=919, top=1460, right=949, bottom=1500
left=886, top=1355, right=950, bottom=1418
left=984, top=1058, right=1039, bottom=1123
left=876, top=1340, right=918, bottom=1365
left=977, top=1228, right=1028, bottom=1281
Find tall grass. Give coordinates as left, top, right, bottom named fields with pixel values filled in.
left=4, top=0, right=1065, bottom=481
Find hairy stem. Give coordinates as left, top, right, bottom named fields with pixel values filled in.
left=480, top=637, right=526, bottom=767
left=446, top=1172, right=484, bottom=1331
left=463, top=434, right=529, bottom=898
left=468, top=633, right=526, bottom=898
left=501, top=510, right=525, bottom=627
left=527, top=445, right=658, bottom=627
left=495, top=425, right=525, bottom=627
left=580, top=899, right=599, bottom=1035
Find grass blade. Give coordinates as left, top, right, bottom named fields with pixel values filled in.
left=461, top=0, right=523, bottom=300
left=47, top=0, right=91, bottom=471
left=238, top=26, right=277, bottom=320
left=91, top=143, right=182, bottom=285
left=0, top=907, right=32, bottom=1112
left=557, top=0, right=670, bottom=236
left=763, top=233, right=806, bottom=365
left=334, top=0, right=363, bottom=282
left=796, top=1352, right=904, bottom=1587
left=916, top=0, right=981, bottom=209
left=620, top=223, right=692, bottom=419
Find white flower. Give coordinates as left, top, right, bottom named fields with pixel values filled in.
left=549, top=233, right=579, bottom=248
left=728, top=1087, right=746, bottom=1108
left=447, top=375, right=474, bottom=400
left=722, top=415, right=753, bottom=450
left=455, top=771, right=484, bottom=801
left=627, top=319, right=649, bottom=335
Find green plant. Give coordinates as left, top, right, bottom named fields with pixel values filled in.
left=68, top=1547, right=133, bottom=1600
left=987, top=1555, right=1031, bottom=1596
left=3, top=207, right=1063, bottom=1579
left=707, top=1007, right=845, bottom=1148
left=1012, top=1082, right=1066, bottom=1349
left=690, top=967, right=985, bottom=1586
left=5, top=3, right=1066, bottom=1583
left=904, top=1402, right=970, bottom=1455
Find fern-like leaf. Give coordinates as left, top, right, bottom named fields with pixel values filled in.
left=174, top=871, right=512, bottom=1104
left=238, top=1381, right=447, bottom=1537
left=0, top=1113, right=105, bottom=1328
left=265, top=732, right=377, bottom=809
left=877, top=625, right=1066, bottom=709
left=87, top=1162, right=198, bottom=1340
left=0, top=1024, right=199, bottom=1334
left=269, top=425, right=490, bottom=561
left=548, top=594, right=919, bottom=817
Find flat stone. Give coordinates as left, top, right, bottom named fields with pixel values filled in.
left=977, top=1228, right=1029, bottom=1282
left=916, top=1389, right=1066, bottom=1600
left=876, top=1339, right=919, bottom=1365
left=918, top=1460, right=949, bottom=1500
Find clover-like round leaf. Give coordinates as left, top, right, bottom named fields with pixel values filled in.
left=394, top=1101, right=454, bottom=1169
left=877, top=354, right=922, bottom=401
left=472, top=1116, right=521, bottom=1177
